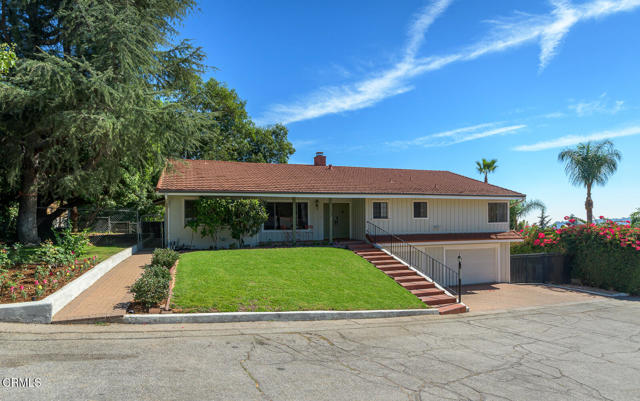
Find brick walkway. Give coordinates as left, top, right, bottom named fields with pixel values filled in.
left=52, top=252, right=152, bottom=322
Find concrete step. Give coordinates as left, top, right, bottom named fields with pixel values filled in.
left=410, top=288, right=444, bottom=297
left=420, top=294, right=457, bottom=306
left=400, top=281, right=435, bottom=290
left=394, top=275, right=432, bottom=284
left=385, top=270, right=418, bottom=278
left=368, top=258, right=400, bottom=265
left=377, top=264, right=408, bottom=271
left=438, top=303, right=467, bottom=315
left=356, top=251, right=386, bottom=257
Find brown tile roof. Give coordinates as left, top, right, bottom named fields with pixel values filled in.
left=156, top=159, right=525, bottom=198
left=368, top=231, right=523, bottom=243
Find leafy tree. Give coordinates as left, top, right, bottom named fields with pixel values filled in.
left=184, top=78, right=294, bottom=163
left=475, top=158, right=498, bottom=183
left=186, top=198, right=267, bottom=248
left=0, top=0, right=206, bottom=244
left=558, top=140, right=621, bottom=224
left=0, top=42, right=16, bottom=74
left=185, top=198, right=231, bottom=247
left=510, top=199, right=545, bottom=230
left=227, top=199, right=268, bottom=247
left=537, top=206, right=552, bottom=229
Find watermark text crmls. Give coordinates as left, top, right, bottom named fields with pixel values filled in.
left=1, top=377, right=42, bottom=388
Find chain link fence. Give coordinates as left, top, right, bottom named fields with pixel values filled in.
left=39, top=206, right=164, bottom=248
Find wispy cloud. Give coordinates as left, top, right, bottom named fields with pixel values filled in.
left=258, top=0, right=640, bottom=125
left=388, top=122, right=526, bottom=148
left=291, top=139, right=317, bottom=149
left=514, top=124, right=640, bottom=151
left=569, top=92, right=625, bottom=116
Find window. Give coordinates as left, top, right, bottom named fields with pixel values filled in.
left=184, top=199, right=198, bottom=225
left=263, top=202, right=309, bottom=230
left=372, top=202, right=388, bottom=219
left=488, top=202, right=508, bottom=223
left=413, top=202, right=428, bottom=218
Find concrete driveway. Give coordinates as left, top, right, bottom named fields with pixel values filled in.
left=461, top=283, right=604, bottom=312
left=1, top=297, right=639, bottom=400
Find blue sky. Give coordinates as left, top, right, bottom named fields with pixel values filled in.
left=179, top=0, right=640, bottom=223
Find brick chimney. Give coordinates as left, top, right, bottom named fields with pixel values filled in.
left=313, top=152, right=326, bottom=166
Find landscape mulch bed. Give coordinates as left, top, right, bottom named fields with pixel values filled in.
left=0, top=259, right=97, bottom=304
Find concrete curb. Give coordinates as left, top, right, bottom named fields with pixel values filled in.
left=0, top=245, right=137, bottom=323
left=123, top=308, right=439, bottom=324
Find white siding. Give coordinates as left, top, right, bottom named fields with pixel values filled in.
left=167, top=195, right=327, bottom=249
left=365, top=198, right=509, bottom=234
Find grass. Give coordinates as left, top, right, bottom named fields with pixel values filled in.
left=172, top=247, right=427, bottom=312
left=18, top=244, right=127, bottom=263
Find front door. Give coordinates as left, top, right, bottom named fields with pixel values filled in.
left=323, top=203, right=350, bottom=240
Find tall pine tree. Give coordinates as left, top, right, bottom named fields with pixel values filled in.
left=0, top=0, right=205, bottom=243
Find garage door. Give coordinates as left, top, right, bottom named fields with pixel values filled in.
left=445, top=248, right=497, bottom=285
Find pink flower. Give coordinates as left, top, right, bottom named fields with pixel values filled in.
left=10, top=286, right=14, bottom=292
left=43, top=279, right=47, bottom=284
left=19, top=285, right=24, bottom=291
left=564, top=216, right=569, bottom=220
left=34, top=280, right=39, bottom=285
left=569, top=219, right=576, bottom=223
left=538, top=233, right=545, bottom=239
left=71, top=251, right=75, bottom=255
left=534, top=239, right=541, bottom=245
left=599, top=215, right=605, bottom=219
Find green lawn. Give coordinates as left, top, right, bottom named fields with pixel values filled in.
left=19, top=245, right=127, bottom=263
left=172, top=247, right=427, bottom=312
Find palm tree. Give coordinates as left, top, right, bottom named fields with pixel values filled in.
left=475, top=158, right=498, bottom=183
left=558, top=140, right=621, bottom=224
left=510, top=199, right=545, bottom=230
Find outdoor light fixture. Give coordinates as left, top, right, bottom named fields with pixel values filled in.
left=315, top=199, right=319, bottom=209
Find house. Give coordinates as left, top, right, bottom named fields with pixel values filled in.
left=156, top=152, right=525, bottom=284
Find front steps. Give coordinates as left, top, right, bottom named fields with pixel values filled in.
left=347, top=242, right=467, bottom=315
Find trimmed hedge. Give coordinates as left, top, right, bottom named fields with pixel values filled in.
left=151, top=248, right=180, bottom=269
left=568, top=232, right=640, bottom=295
left=511, top=219, right=640, bottom=294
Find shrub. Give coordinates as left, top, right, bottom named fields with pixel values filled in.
left=34, top=240, right=74, bottom=269
left=151, top=248, right=180, bottom=268
left=54, top=227, right=91, bottom=256
left=511, top=217, right=640, bottom=294
left=130, top=265, right=171, bottom=309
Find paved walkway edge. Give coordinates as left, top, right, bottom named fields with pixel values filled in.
left=0, top=245, right=137, bottom=324
left=123, top=308, right=439, bottom=324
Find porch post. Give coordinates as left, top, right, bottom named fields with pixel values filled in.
left=292, top=197, right=297, bottom=246
left=328, top=198, right=333, bottom=244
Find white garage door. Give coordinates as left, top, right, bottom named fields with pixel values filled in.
left=445, top=248, right=497, bottom=285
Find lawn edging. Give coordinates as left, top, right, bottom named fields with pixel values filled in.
left=123, top=308, right=439, bottom=324
left=0, top=245, right=137, bottom=324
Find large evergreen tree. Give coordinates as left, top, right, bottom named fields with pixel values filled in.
left=0, top=0, right=206, bottom=243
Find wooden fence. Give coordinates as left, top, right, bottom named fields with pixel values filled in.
left=510, top=253, right=570, bottom=284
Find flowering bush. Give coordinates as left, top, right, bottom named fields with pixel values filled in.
left=512, top=216, right=640, bottom=294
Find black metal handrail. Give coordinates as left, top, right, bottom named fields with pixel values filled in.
left=366, top=221, right=461, bottom=299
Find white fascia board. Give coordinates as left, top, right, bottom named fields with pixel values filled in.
left=158, top=192, right=525, bottom=201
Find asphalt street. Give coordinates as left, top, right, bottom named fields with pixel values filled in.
left=1, top=297, right=639, bottom=400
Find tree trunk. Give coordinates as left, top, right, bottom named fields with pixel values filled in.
left=484, top=173, right=488, bottom=183
left=585, top=183, right=594, bottom=225
left=71, top=206, right=79, bottom=232
left=17, top=153, right=40, bottom=245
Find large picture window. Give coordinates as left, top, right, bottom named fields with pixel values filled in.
left=372, top=202, right=388, bottom=219
left=488, top=202, right=508, bottom=223
left=263, top=202, right=309, bottom=230
left=413, top=202, right=428, bottom=218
